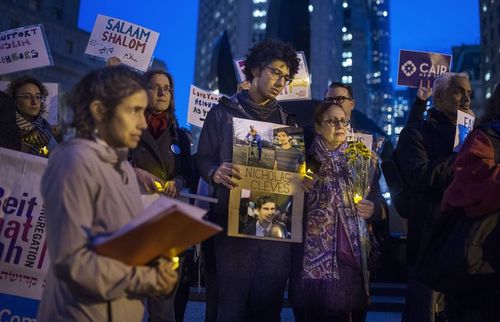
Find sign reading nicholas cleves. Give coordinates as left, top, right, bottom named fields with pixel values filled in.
left=85, top=14, right=159, bottom=72
left=397, top=49, right=452, bottom=88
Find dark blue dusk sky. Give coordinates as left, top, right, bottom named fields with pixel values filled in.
left=78, top=1, right=480, bottom=127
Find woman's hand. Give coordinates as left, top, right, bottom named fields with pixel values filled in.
left=356, top=199, right=374, bottom=219
left=154, top=257, right=179, bottom=296
left=134, top=168, right=163, bottom=194
left=301, top=172, right=318, bottom=193
left=106, top=57, right=121, bottom=66
left=163, top=178, right=183, bottom=198
left=213, top=162, right=242, bottom=189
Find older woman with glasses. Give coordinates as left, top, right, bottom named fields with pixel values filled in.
left=289, top=101, right=378, bottom=322
left=6, top=75, right=58, bottom=157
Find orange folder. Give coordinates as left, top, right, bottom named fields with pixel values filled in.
left=94, top=196, right=222, bottom=266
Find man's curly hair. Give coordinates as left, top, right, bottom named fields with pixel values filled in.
left=243, top=39, right=300, bottom=82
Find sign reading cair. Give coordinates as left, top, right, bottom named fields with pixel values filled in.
left=85, top=14, right=160, bottom=72
left=397, top=49, right=452, bottom=88
left=0, top=24, right=53, bottom=75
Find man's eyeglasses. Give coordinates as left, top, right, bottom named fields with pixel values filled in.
left=264, top=66, right=293, bottom=85
left=325, top=96, right=353, bottom=104
left=16, top=93, right=46, bottom=103
left=148, top=85, right=172, bottom=93
left=320, top=118, right=351, bottom=128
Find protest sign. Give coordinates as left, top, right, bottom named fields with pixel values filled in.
left=187, top=85, right=222, bottom=128
left=347, top=129, right=373, bottom=152
left=0, top=147, right=50, bottom=319
left=228, top=118, right=305, bottom=242
left=0, top=81, right=58, bottom=125
left=85, top=14, right=159, bottom=72
left=397, top=49, right=452, bottom=88
left=0, top=24, right=53, bottom=75
left=454, top=110, right=475, bottom=152
left=234, top=51, right=311, bottom=101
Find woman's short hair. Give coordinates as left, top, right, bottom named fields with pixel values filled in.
left=69, top=65, right=145, bottom=139
left=243, top=39, right=300, bottom=82
left=313, top=101, right=345, bottom=125
left=142, top=69, right=178, bottom=127
left=7, top=75, right=49, bottom=115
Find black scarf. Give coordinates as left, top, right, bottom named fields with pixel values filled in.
left=237, top=90, right=278, bottom=121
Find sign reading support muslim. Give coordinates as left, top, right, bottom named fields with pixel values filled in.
left=187, top=85, right=223, bottom=128
left=234, top=51, right=312, bottom=101
left=0, top=24, right=53, bottom=75
left=0, top=147, right=50, bottom=320
left=85, top=14, right=159, bottom=72
left=397, top=49, right=452, bottom=88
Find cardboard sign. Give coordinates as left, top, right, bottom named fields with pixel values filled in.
left=454, top=110, right=475, bottom=152
left=228, top=117, right=305, bottom=242
left=0, top=24, right=53, bottom=75
left=234, top=51, right=311, bottom=101
left=85, top=14, right=159, bottom=72
left=397, top=49, right=452, bottom=88
left=0, top=147, right=51, bottom=319
left=187, top=85, right=222, bottom=128
left=0, top=81, right=58, bottom=125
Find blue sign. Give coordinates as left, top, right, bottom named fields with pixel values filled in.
left=0, top=293, right=39, bottom=320
left=397, top=49, right=452, bottom=88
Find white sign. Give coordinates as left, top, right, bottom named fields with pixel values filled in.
left=187, top=85, right=222, bottom=128
left=454, top=110, right=475, bottom=152
left=85, top=14, right=160, bottom=72
left=0, top=24, right=53, bottom=75
left=234, top=51, right=311, bottom=101
left=347, top=127, right=373, bottom=152
left=0, top=147, right=50, bottom=301
left=0, top=81, right=58, bottom=125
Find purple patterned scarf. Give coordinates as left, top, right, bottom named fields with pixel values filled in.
left=301, top=135, right=369, bottom=310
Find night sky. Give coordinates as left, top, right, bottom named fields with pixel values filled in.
left=78, top=0, right=480, bottom=127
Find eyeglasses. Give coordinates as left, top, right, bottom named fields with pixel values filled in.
left=320, top=118, right=351, bottom=128
left=16, top=93, right=46, bottom=102
left=264, top=66, right=293, bottom=85
left=325, top=96, right=353, bottom=104
left=148, top=85, right=172, bottom=93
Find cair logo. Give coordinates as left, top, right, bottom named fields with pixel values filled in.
left=401, top=60, right=417, bottom=77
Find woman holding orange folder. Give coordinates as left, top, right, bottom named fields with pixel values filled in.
left=37, top=66, right=178, bottom=322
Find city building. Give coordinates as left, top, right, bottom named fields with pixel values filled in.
left=194, top=0, right=392, bottom=132
left=479, top=0, right=500, bottom=100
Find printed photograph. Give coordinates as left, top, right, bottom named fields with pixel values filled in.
left=237, top=189, right=293, bottom=240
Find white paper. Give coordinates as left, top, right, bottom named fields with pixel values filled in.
left=85, top=14, right=159, bottom=72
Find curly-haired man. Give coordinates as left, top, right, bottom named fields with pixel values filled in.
left=196, top=39, right=300, bottom=321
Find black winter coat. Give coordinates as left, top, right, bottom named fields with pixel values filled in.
left=395, top=108, right=457, bottom=265
left=129, top=125, right=195, bottom=191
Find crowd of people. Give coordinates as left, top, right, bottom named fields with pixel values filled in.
left=0, top=37, right=499, bottom=322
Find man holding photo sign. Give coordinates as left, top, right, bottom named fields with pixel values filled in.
left=196, top=39, right=300, bottom=322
